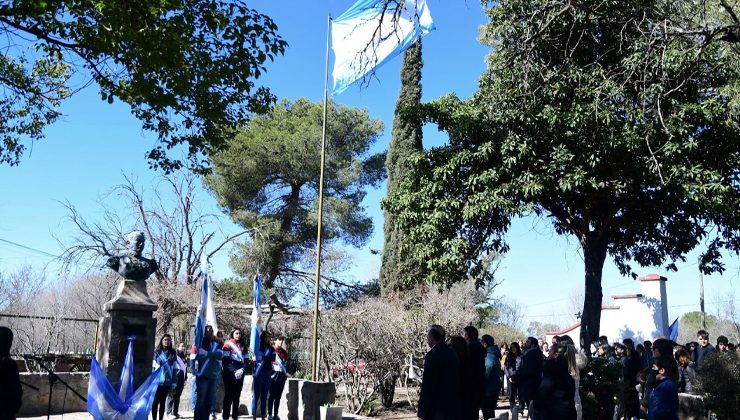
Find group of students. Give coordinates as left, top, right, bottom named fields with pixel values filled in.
left=499, top=335, right=583, bottom=420
left=416, top=324, right=725, bottom=420
left=153, top=326, right=288, bottom=420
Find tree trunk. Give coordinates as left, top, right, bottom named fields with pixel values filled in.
left=579, top=234, right=608, bottom=348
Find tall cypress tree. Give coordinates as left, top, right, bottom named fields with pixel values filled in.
left=379, top=39, right=423, bottom=293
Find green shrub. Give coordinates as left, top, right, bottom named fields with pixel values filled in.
left=695, top=352, right=740, bottom=420
left=580, top=358, right=622, bottom=420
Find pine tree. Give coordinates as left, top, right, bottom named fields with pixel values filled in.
left=379, top=39, right=423, bottom=293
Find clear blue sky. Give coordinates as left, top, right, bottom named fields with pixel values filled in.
left=0, top=0, right=738, bottom=329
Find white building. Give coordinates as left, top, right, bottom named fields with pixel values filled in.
left=545, top=274, right=670, bottom=346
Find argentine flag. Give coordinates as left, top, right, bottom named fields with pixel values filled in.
left=331, top=0, right=434, bottom=94
left=250, top=273, right=263, bottom=361
left=192, top=256, right=218, bottom=376
left=87, top=339, right=162, bottom=419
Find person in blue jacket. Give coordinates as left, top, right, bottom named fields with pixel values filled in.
left=251, top=331, right=275, bottom=420
left=648, top=356, right=679, bottom=420
left=153, top=334, right=180, bottom=420
left=192, top=325, right=224, bottom=420
left=481, top=335, right=502, bottom=419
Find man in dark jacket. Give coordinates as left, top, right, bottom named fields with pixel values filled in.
left=519, top=337, right=544, bottom=416
left=464, top=326, right=486, bottom=420
left=693, top=330, right=716, bottom=367
left=418, top=325, right=460, bottom=420
left=0, top=326, right=22, bottom=420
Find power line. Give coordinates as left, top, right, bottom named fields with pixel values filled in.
left=523, top=280, right=634, bottom=309
left=0, top=237, right=59, bottom=259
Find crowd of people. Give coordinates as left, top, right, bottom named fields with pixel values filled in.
left=417, top=325, right=738, bottom=420
left=2, top=321, right=740, bottom=420
left=168, top=326, right=288, bottom=420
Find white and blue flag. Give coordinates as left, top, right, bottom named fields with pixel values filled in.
left=87, top=339, right=162, bottom=420
left=249, top=273, right=263, bottom=362
left=331, top=0, right=434, bottom=94
left=191, top=256, right=218, bottom=376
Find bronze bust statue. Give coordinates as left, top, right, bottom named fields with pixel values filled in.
left=106, top=231, right=158, bottom=281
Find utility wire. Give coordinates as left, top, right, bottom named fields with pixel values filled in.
left=523, top=280, right=634, bottom=309
left=0, top=237, right=59, bottom=259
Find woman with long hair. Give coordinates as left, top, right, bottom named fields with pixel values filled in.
left=268, top=334, right=289, bottom=420
left=222, top=328, right=248, bottom=419
left=505, top=341, right=523, bottom=414
left=153, top=334, right=180, bottom=420
left=673, top=347, right=696, bottom=394
left=531, top=343, right=577, bottom=420
left=251, top=331, right=275, bottom=420
left=166, top=342, right=188, bottom=419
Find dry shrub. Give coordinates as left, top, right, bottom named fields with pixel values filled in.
left=320, top=280, right=485, bottom=414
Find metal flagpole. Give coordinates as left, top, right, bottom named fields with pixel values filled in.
left=311, top=13, right=331, bottom=382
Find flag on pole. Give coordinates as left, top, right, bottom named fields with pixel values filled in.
left=87, top=339, right=162, bottom=419
left=249, top=273, right=263, bottom=362
left=191, top=256, right=218, bottom=376
left=331, top=0, right=434, bottom=94
left=668, top=317, right=679, bottom=342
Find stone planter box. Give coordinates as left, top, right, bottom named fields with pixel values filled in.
left=319, top=405, right=343, bottom=420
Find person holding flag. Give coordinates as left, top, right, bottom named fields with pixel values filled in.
left=222, top=328, right=248, bottom=419
left=248, top=272, right=275, bottom=419
left=191, top=324, right=223, bottom=420
left=251, top=330, right=275, bottom=420
left=268, top=334, right=289, bottom=420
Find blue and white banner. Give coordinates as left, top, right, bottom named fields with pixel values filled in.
left=273, top=352, right=287, bottom=374
left=249, top=273, right=263, bottom=361
left=87, top=339, right=162, bottom=420
left=331, top=0, right=434, bottom=94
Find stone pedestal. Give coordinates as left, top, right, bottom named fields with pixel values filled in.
left=287, top=379, right=336, bottom=420
left=95, top=280, right=158, bottom=390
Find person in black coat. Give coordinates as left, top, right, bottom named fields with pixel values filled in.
left=519, top=337, right=544, bottom=413
left=463, top=326, right=486, bottom=420
left=417, top=325, right=460, bottom=420
left=0, top=326, right=22, bottom=420
left=693, top=330, right=716, bottom=368
left=532, top=343, right=577, bottom=420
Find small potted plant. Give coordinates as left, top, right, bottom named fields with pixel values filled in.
left=319, top=402, right=343, bottom=420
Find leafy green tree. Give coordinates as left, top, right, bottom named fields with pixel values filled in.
left=216, top=277, right=255, bottom=304
left=386, top=0, right=740, bottom=346
left=206, top=98, right=385, bottom=308
left=380, top=39, right=424, bottom=293
left=0, top=0, right=287, bottom=169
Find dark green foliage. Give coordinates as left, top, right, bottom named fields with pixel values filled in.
left=0, top=0, right=287, bottom=170
left=580, top=358, right=622, bottom=420
left=386, top=0, right=740, bottom=345
left=206, top=98, right=385, bottom=306
left=216, top=277, right=254, bottom=304
left=380, top=39, right=424, bottom=293
left=695, top=352, right=740, bottom=420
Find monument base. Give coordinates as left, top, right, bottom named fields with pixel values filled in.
left=286, top=379, right=336, bottom=420
left=96, top=279, right=158, bottom=390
